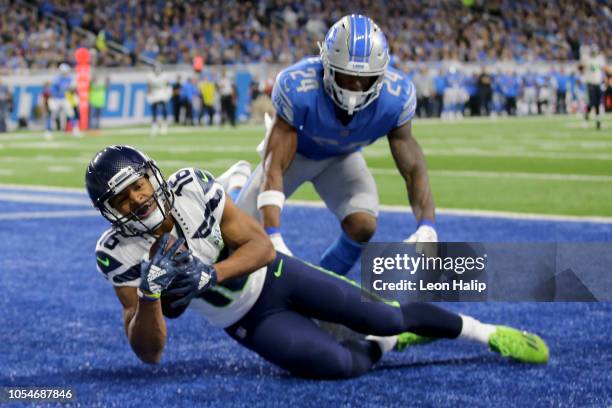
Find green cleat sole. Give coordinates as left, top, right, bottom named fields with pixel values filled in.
left=489, top=326, right=549, bottom=364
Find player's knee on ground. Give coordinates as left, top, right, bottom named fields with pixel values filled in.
left=289, top=341, right=376, bottom=380
left=341, top=213, right=377, bottom=243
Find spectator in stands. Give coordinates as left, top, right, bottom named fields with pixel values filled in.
left=3, top=0, right=611, bottom=71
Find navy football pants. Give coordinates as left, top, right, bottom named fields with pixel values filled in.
left=225, top=253, right=463, bottom=379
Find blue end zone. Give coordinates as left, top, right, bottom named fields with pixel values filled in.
left=0, top=189, right=610, bottom=407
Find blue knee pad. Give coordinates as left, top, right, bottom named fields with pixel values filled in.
left=319, top=232, right=362, bottom=275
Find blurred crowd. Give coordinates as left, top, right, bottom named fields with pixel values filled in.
left=0, top=0, right=610, bottom=71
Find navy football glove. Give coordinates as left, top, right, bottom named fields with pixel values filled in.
left=165, top=254, right=218, bottom=308
left=138, top=234, right=186, bottom=300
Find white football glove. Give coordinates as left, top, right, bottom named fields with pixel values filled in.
left=269, top=232, right=293, bottom=256
left=405, top=222, right=438, bottom=257
left=404, top=225, right=438, bottom=243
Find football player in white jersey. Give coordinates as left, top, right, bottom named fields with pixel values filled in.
left=147, top=65, right=171, bottom=136
left=86, top=145, right=548, bottom=378
left=581, top=45, right=607, bottom=130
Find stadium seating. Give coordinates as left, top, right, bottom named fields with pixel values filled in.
left=1, top=0, right=609, bottom=71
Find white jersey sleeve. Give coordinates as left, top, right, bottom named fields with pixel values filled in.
left=94, top=229, right=151, bottom=287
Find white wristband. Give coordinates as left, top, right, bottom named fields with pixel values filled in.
left=257, top=190, right=285, bottom=210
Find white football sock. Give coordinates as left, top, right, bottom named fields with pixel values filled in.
left=459, top=314, right=496, bottom=345
left=365, top=335, right=398, bottom=354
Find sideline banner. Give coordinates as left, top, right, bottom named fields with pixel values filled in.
left=5, top=67, right=258, bottom=127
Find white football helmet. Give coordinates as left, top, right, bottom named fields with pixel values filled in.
left=319, top=14, right=390, bottom=115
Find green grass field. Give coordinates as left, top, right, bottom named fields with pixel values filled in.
left=1, top=115, right=611, bottom=217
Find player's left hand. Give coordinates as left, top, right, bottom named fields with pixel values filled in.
left=164, top=253, right=218, bottom=308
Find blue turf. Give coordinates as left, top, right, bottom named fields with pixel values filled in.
left=0, top=194, right=611, bottom=407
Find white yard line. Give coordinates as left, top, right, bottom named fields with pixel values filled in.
left=0, top=210, right=98, bottom=220
left=0, top=156, right=237, bottom=170
left=286, top=200, right=612, bottom=224
left=370, top=168, right=612, bottom=183
left=2, top=185, right=612, bottom=224
left=0, top=183, right=84, bottom=193
left=364, top=148, right=612, bottom=160
left=0, top=192, right=91, bottom=205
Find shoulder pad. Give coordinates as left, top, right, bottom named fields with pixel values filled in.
left=381, top=68, right=416, bottom=128
left=272, top=58, right=322, bottom=127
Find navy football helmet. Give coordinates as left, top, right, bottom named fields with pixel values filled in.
left=85, top=145, right=173, bottom=236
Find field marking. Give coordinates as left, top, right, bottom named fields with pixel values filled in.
left=0, top=210, right=98, bottom=220
left=371, top=168, right=612, bottom=183
left=0, top=192, right=91, bottom=205
left=0, top=156, right=240, bottom=172
left=364, top=148, right=612, bottom=161
left=2, top=200, right=611, bottom=224
left=5, top=139, right=612, bottom=161
left=47, top=165, right=74, bottom=173
left=0, top=183, right=84, bottom=193
left=5, top=141, right=257, bottom=154
left=287, top=200, right=612, bottom=224
left=2, top=186, right=612, bottom=224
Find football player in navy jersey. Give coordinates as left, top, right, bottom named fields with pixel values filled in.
left=237, top=14, right=436, bottom=275
left=85, top=145, right=548, bottom=379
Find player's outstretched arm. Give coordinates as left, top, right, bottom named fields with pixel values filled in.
left=216, top=196, right=276, bottom=282
left=259, top=114, right=297, bottom=253
left=114, top=286, right=167, bottom=364
left=388, top=122, right=436, bottom=235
